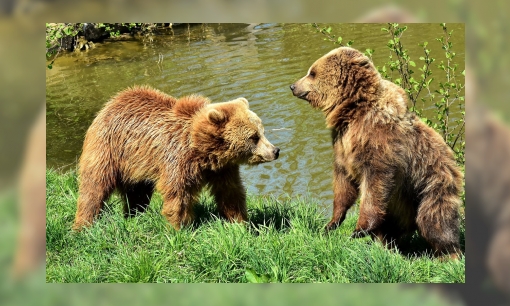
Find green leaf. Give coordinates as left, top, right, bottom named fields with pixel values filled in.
left=409, top=61, right=416, bottom=67
left=245, top=269, right=270, bottom=283
left=326, top=27, right=332, bottom=33
left=47, top=64, right=53, bottom=69
left=337, top=36, right=342, bottom=44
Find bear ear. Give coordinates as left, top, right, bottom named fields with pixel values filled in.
left=358, top=58, right=370, bottom=67
left=207, top=108, right=226, bottom=125
left=354, top=54, right=371, bottom=68
left=235, top=97, right=249, bottom=108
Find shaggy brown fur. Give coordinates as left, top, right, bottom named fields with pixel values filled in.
left=73, top=85, right=279, bottom=230
left=291, top=47, right=463, bottom=258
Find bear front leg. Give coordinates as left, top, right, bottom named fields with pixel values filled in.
left=351, top=170, right=393, bottom=239
left=326, top=165, right=359, bottom=231
left=160, top=194, right=195, bottom=230
left=209, top=166, right=248, bottom=223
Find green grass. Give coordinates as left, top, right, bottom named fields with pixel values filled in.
left=46, top=169, right=465, bottom=283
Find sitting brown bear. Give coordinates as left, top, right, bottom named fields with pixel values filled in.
left=73, top=85, right=279, bottom=230
left=291, top=47, right=463, bottom=259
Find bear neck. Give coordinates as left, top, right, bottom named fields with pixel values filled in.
left=189, top=113, right=233, bottom=171
left=324, top=80, right=382, bottom=132
left=190, top=140, right=233, bottom=172
left=197, top=153, right=231, bottom=171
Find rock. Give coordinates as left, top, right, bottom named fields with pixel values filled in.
left=82, top=23, right=109, bottom=41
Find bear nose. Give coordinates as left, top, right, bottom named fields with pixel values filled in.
left=290, top=84, right=295, bottom=91
left=273, top=147, right=280, bottom=159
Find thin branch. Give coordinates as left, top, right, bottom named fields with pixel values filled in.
left=450, top=120, right=465, bottom=150
left=312, top=23, right=345, bottom=46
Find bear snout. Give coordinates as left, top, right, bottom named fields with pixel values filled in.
left=261, top=144, right=279, bottom=162
left=273, top=147, right=280, bottom=159
left=290, top=82, right=309, bottom=100
left=290, top=84, right=300, bottom=96
left=249, top=140, right=280, bottom=164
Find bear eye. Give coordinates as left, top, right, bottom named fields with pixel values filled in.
left=309, top=70, right=316, bottom=78
left=250, top=134, right=260, bottom=143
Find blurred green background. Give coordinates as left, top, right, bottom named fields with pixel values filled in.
left=1, top=0, right=509, bottom=305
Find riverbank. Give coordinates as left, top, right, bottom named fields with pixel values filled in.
left=46, top=169, right=465, bottom=283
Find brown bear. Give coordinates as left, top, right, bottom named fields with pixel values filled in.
left=291, top=47, right=463, bottom=259
left=73, top=85, right=279, bottom=231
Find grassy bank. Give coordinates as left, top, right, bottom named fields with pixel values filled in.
left=46, top=169, right=464, bottom=283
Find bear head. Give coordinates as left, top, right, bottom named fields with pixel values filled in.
left=191, top=97, right=279, bottom=168
left=290, top=47, right=381, bottom=111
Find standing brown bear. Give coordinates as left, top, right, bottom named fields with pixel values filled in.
left=73, top=85, right=279, bottom=231
left=291, top=47, right=463, bottom=259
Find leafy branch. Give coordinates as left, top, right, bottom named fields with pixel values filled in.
left=382, top=23, right=464, bottom=164
left=434, top=23, right=465, bottom=164
left=312, top=23, right=354, bottom=47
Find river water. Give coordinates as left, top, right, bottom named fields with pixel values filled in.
left=46, top=23, right=464, bottom=207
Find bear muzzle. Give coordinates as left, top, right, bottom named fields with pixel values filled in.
left=259, top=145, right=280, bottom=162
left=249, top=140, right=280, bottom=164
left=290, top=83, right=310, bottom=100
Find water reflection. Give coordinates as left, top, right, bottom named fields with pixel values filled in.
left=46, top=23, right=464, bottom=207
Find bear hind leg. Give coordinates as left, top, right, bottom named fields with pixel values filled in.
left=351, top=171, right=394, bottom=238
left=416, top=191, right=462, bottom=259
left=73, top=171, right=115, bottom=230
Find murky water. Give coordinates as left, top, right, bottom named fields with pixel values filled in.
left=46, top=23, right=465, bottom=207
